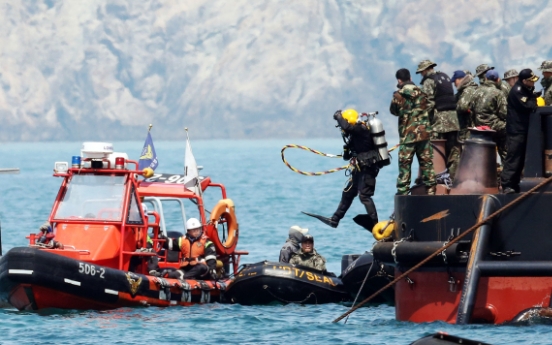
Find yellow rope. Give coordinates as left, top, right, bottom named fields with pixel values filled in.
left=281, top=143, right=399, bottom=176
left=281, top=144, right=350, bottom=176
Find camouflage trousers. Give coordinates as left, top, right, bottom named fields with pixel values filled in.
left=433, top=131, right=461, bottom=181
left=397, top=140, right=436, bottom=195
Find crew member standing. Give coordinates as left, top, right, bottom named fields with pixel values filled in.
left=324, top=109, right=381, bottom=229
left=416, top=60, right=460, bottom=178
left=500, top=69, right=540, bottom=194
left=538, top=61, right=552, bottom=106
left=503, top=69, right=519, bottom=88
left=470, top=70, right=508, bottom=162
left=452, top=70, right=478, bottom=144
left=390, top=68, right=436, bottom=195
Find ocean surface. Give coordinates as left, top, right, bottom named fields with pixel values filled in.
left=0, top=139, right=549, bottom=344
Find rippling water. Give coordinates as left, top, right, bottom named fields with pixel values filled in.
left=0, top=139, right=549, bottom=344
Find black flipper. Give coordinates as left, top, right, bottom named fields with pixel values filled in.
left=353, top=214, right=376, bottom=231
left=301, top=211, right=338, bottom=228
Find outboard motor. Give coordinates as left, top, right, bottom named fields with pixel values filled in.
left=364, top=112, right=390, bottom=167
left=450, top=128, right=498, bottom=195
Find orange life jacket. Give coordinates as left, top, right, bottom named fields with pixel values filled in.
left=179, top=235, right=209, bottom=267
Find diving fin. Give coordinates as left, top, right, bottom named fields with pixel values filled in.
left=353, top=214, right=376, bottom=231
left=301, top=211, right=338, bottom=228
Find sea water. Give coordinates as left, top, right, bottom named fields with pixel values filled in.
left=0, top=139, right=549, bottom=344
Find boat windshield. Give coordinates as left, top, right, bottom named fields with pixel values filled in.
left=54, top=174, right=127, bottom=221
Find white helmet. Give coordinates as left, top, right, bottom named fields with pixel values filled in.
left=186, top=218, right=202, bottom=231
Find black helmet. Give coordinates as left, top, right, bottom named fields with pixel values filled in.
left=302, top=234, right=314, bottom=243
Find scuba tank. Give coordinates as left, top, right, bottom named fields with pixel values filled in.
left=364, top=112, right=390, bottom=168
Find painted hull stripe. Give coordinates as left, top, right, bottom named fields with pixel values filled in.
left=64, top=278, right=81, bottom=286
left=105, top=289, right=119, bottom=295
left=8, top=269, right=33, bottom=275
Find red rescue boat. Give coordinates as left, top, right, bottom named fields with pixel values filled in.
left=0, top=142, right=247, bottom=311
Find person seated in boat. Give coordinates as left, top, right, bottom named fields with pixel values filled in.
left=289, top=234, right=326, bottom=273
left=35, top=221, right=64, bottom=249
left=279, top=225, right=309, bottom=263
left=166, top=217, right=217, bottom=280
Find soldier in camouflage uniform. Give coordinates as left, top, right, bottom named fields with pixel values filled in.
left=452, top=70, right=478, bottom=142
left=390, top=68, right=436, bottom=195
left=503, top=69, right=519, bottom=88
left=470, top=70, right=508, bottom=161
left=289, top=235, right=326, bottom=273
left=476, top=63, right=510, bottom=99
left=475, top=64, right=494, bottom=85
left=538, top=61, right=552, bottom=105
left=416, top=60, right=461, bottom=179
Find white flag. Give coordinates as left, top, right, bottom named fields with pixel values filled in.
left=184, top=131, right=200, bottom=195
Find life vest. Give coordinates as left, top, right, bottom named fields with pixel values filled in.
left=178, top=235, right=211, bottom=267
left=422, top=72, right=457, bottom=111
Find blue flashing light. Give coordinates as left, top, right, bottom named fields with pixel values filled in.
left=72, top=156, right=81, bottom=168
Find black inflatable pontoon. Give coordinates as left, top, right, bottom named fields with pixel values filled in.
left=224, top=261, right=349, bottom=305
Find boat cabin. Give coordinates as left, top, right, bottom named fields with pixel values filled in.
left=30, top=142, right=245, bottom=277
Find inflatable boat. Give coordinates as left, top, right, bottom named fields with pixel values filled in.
left=224, top=261, right=350, bottom=305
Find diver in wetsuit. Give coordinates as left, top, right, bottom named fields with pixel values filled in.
left=323, top=109, right=380, bottom=229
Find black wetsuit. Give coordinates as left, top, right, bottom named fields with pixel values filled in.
left=332, top=116, right=379, bottom=225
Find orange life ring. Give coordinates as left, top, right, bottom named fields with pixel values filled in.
left=207, top=199, right=239, bottom=255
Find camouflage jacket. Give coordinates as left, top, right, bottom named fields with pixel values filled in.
left=420, top=70, right=460, bottom=133
left=390, top=82, right=432, bottom=144
left=455, top=75, right=478, bottom=129
left=500, top=80, right=511, bottom=98
left=541, top=76, right=552, bottom=106
left=289, top=249, right=326, bottom=272
left=470, top=80, right=507, bottom=131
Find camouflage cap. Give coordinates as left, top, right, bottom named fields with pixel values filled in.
left=503, top=69, right=519, bottom=80
left=416, top=60, right=437, bottom=74
left=538, top=60, right=552, bottom=73
left=475, top=64, right=494, bottom=77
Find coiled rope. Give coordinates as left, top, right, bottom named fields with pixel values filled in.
left=281, top=144, right=399, bottom=176
left=332, top=174, right=552, bottom=323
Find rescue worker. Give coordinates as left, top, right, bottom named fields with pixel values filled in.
left=279, top=225, right=308, bottom=263
left=503, top=69, right=519, bottom=88
left=452, top=70, right=478, bottom=145
left=470, top=70, right=508, bottom=162
left=289, top=234, right=326, bottom=273
left=324, top=109, right=380, bottom=229
left=416, top=60, right=461, bottom=178
left=36, top=221, right=63, bottom=249
left=500, top=69, right=540, bottom=194
left=390, top=68, right=436, bottom=195
left=538, top=61, right=552, bottom=106
left=166, top=217, right=217, bottom=280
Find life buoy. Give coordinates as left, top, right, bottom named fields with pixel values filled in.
left=207, top=199, right=239, bottom=255
left=372, top=220, right=395, bottom=241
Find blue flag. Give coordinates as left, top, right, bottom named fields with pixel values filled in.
left=138, top=132, right=158, bottom=170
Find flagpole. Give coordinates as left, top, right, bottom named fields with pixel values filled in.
left=184, top=127, right=202, bottom=197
